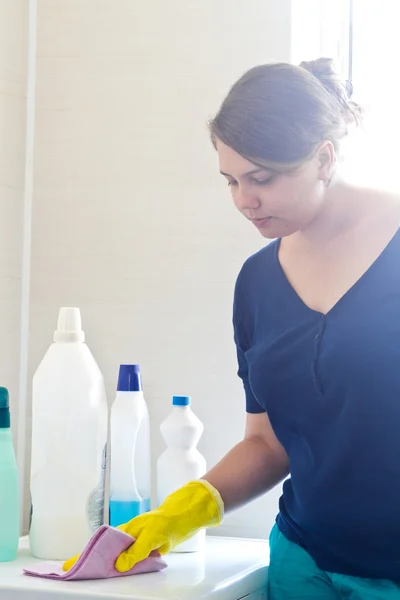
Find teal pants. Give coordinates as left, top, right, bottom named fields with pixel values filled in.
left=268, top=525, right=400, bottom=599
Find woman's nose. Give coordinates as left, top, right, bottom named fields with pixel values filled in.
left=234, top=185, right=262, bottom=211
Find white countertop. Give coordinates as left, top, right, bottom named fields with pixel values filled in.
left=0, top=535, right=269, bottom=600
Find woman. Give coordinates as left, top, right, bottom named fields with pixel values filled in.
left=64, top=58, right=400, bottom=598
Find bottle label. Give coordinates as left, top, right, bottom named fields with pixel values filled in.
left=87, top=445, right=107, bottom=532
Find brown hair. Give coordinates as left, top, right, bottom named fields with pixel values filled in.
left=209, top=58, right=362, bottom=169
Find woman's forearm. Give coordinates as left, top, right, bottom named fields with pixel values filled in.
left=203, top=437, right=289, bottom=513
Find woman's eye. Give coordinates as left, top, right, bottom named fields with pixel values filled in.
left=227, top=180, right=238, bottom=187
left=253, top=177, right=273, bottom=186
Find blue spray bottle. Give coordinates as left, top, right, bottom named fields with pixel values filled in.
left=109, top=365, right=151, bottom=526
left=0, top=387, right=20, bottom=561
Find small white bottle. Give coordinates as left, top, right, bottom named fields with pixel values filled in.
left=109, top=365, right=151, bottom=526
left=30, top=308, right=108, bottom=560
left=157, top=395, right=206, bottom=552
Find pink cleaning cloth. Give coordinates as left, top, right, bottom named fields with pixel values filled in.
left=23, top=524, right=167, bottom=581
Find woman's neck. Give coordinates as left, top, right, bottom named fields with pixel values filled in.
left=290, top=180, right=386, bottom=250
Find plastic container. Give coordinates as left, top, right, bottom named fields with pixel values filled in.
left=29, top=307, right=108, bottom=560
left=157, top=395, right=206, bottom=552
left=109, top=364, right=151, bottom=527
left=0, top=387, right=19, bottom=562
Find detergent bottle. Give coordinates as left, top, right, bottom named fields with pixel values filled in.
left=0, top=387, right=19, bottom=562
left=29, top=307, right=108, bottom=560
left=157, top=395, right=206, bottom=552
left=109, top=364, right=151, bottom=526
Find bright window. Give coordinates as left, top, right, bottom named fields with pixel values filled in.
left=343, top=0, right=400, bottom=189
left=292, top=1, right=399, bottom=190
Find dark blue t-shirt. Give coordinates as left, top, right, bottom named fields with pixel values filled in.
left=234, top=231, right=400, bottom=580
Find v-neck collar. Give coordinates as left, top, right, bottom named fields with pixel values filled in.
left=272, top=227, right=400, bottom=318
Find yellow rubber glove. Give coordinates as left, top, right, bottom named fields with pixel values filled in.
left=62, top=479, right=223, bottom=573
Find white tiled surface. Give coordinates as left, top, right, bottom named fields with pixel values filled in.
left=24, top=0, right=290, bottom=537
left=0, top=0, right=28, bottom=439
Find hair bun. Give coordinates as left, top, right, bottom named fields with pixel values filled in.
left=300, top=57, right=362, bottom=125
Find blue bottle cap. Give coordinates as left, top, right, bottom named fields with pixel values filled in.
left=172, top=395, right=191, bottom=406
left=0, top=387, right=10, bottom=428
left=117, top=365, right=142, bottom=392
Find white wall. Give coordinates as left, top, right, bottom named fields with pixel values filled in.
left=0, top=0, right=28, bottom=439
left=23, top=0, right=294, bottom=535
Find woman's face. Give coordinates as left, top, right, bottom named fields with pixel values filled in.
left=216, top=139, right=332, bottom=239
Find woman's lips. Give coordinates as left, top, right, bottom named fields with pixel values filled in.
left=250, top=217, right=273, bottom=228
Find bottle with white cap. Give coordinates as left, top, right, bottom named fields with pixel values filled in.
left=29, top=307, right=108, bottom=560
left=109, top=364, right=151, bottom=527
left=157, top=395, right=206, bottom=552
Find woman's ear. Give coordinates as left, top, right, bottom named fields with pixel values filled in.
left=317, top=141, right=336, bottom=186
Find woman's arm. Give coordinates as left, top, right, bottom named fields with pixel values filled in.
left=203, top=412, right=290, bottom=512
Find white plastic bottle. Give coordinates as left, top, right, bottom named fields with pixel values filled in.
left=157, top=395, right=206, bottom=552
left=30, top=307, right=108, bottom=560
left=109, top=364, right=151, bottom=527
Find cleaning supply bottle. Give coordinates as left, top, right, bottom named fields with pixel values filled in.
left=30, top=307, right=108, bottom=560
left=157, top=395, right=206, bottom=552
left=109, top=364, right=151, bottom=527
left=0, top=387, right=20, bottom=562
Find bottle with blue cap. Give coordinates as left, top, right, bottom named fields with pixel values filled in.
left=0, top=387, right=20, bottom=562
left=109, top=365, right=151, bottom=526
left=157, top=395, right=206, bottom=552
